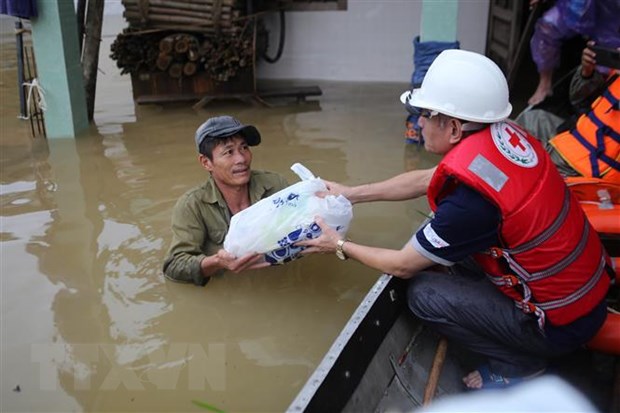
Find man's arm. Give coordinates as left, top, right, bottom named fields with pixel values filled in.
left=163, top=182, right=277, bottom=286
left=569, top=43, right=607, bottom=109
left=162, top=197, right=214, bottom=286
left=324, top=167, right=436, bottom=204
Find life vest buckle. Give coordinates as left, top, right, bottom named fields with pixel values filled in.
left=489, top=247, right=503, bottom=259
left=521, top=301, right=536, bottom=314
left=502, top=274, right=520, bottom=287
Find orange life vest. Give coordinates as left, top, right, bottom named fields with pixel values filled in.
left=427, top=122, right=612, bottom=327
left=550, top=74, right=620, bottom=182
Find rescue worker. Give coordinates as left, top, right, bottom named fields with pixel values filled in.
left=296, top=50, right=614, bottom=389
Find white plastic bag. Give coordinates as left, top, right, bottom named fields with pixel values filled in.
left=223, top=163, right=353, bottom=264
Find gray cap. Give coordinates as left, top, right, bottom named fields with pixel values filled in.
left=194, top=116, right=261, bottom=151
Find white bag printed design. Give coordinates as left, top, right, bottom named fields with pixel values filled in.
left=223, top=163, right=353, bottom=265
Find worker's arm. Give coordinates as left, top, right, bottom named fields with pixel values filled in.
left=322, top=167, right=436, bottom=204
left=299, top=184, right=502, bottom=278
left=296, top=217, right=435, bottom=278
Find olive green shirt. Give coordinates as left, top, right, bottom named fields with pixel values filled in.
left=163, top=170, right=288, bottom=286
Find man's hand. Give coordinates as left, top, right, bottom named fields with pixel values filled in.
left=201, top=250, right=269, bottom=276
left=581, top=41, right=597, bottom=78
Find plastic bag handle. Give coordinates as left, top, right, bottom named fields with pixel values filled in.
left=290, top=163, right=317, bottom=181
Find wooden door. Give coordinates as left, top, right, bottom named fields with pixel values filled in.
left=486, top=0, right=525, bottom=74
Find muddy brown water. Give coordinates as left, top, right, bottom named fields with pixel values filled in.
left=0, top=16, right=439, bottom=412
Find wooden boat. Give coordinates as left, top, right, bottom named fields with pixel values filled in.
left=288, top=258, right=620, bottom=412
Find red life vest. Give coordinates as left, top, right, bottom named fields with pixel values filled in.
left=550, top=73, right=620, bottom=182
left=427, top=122, right=612, bottom=327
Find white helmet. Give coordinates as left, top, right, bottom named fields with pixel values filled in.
left=400, top=49, right=512, bottom=123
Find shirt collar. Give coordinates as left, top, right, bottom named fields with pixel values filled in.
left=201, top=171, right=276, bottom=206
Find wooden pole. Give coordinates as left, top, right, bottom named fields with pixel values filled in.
left=123, top=11, right=231, bottom=27
left=422, top=337, right=448, bottom=406
left=76, top=0, right=87, bottom=53
left=508, top=2, right=543, bottom=91
left=82, top=0, right=105, bottom=121
left=122, top=0, right=234, bottom=12
left=123, top=4, right=231, bottom=19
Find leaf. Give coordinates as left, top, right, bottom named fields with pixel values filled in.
left=191, top=400, right=226, bottom=413
left=415, top=209, right=432, bottom=219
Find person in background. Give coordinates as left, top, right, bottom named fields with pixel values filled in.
left=162, top=115, right=288, bottom=286
left=517, top=41, right=620, bottom=181
left=527, top=0, right=620, bottom=106
left=297, top=50, right=613, bottom=389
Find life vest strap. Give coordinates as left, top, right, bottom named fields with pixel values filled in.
left=567, top=91, right=620, bottom=177
left=487, top=236, right=606, bottom=329
left=601, top=88, right=619, bottom=110
left=536, top=256, right=607, bottom=311
left=487, top=273, right=520, bottom=288
left=525, top=219, right=590, bottom=281
left=506, top=187, right=571, bottom=255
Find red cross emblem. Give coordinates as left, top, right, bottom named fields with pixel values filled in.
left=505, top=127, right=526, bottom=152
left=491, top=122, right=538, bottom=168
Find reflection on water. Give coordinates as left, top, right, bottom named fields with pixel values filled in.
left=1, top=15, right=438, bottom=412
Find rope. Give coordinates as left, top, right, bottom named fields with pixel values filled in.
left=20, top=78, right=47, bottom=120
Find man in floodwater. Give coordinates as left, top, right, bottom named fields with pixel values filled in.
left=297, top=50, right=613, bottom=390
left=163, top=115, right=288, bottom=286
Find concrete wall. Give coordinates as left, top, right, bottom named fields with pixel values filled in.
left=256, top=0, right=490, bottom=82
left=102, top=0, right=489, bottom=83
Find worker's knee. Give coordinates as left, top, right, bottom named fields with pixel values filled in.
left=407, top=271, right=453, bottom=320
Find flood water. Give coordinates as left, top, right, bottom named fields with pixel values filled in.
left=1, top=16, right=439, bottom=412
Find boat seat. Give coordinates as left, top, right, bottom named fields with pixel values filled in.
left=565, top=177, right=620, bottom=234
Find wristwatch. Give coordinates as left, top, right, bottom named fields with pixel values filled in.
left=336, top=238, right=349, bottom=261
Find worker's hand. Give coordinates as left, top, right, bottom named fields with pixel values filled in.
left=317, top=180, right=353, bottom=200
left=295, top=217, right=342, bottom=255
left=581, top=41, right=597, bottom=78
left=215, top=249, right=270, bottom=273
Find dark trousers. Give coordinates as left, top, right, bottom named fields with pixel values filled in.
left=407, top=264, right=566, bottom=378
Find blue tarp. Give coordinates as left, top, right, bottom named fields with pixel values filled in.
left=411, top=36, right=460, bottom=87
left=1, top=0, right=38, bottom=19
left=406, top=36, right=460, bottom=145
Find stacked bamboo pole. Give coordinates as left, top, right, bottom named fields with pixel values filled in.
left=121, top=0, right=241, bottom=35
left=111, top=0, right=255, bottom=82
left=110, top=30, right=162, bottom=74
left=110, top=24, right=254, bottom=81
left=155, top=33, right=201, bottom=78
